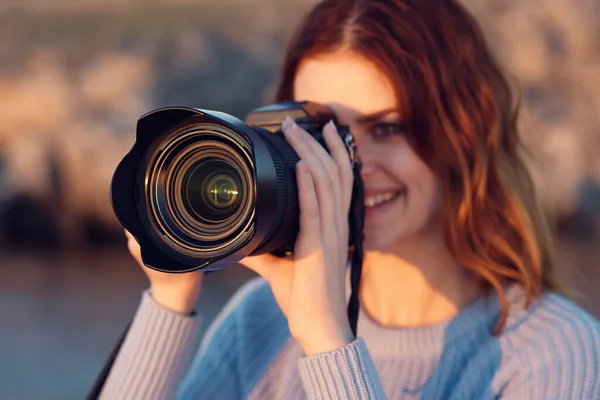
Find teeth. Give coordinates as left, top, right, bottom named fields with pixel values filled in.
left=365, top=191, right=400, bottom=208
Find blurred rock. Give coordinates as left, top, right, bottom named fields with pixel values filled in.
left=559, top=178, right=600, bottom=237
left=0, top=194, right=60, bottom=248
left=0, top=0, right=598, bottom=247
left=462, top=0, right=600, bottom=221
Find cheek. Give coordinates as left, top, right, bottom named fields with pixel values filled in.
left=384, top=142, right=430, bottom=186
left=413, top=170, right=442, bottom=228
left=372, top=140, right=441, bottom=216
left=393, top=147, right=441, bottom=216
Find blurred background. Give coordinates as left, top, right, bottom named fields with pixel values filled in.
left=0, top=0, right=598, bottom=398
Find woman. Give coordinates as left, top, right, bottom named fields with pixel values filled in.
left=100, top=0, right=600, bottom=398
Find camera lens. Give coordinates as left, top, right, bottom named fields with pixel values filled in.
left=184, top=160, right=241, bottom=219
left=145, top=123, right=255, bottom=258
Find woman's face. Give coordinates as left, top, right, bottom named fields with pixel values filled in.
left=293, top=51, right=442, bottom=251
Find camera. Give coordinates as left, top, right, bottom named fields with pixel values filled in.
left=111, top=101, right=361, bottom=273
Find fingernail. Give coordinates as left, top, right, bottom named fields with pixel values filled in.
left=297, top=160, right=308, bottom=172
left=282, top=116, right=295, bottom=134
left=326, top=119, right=337, bottom=133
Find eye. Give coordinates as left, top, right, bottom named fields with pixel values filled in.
left=370, top=123, right=406, bottom=140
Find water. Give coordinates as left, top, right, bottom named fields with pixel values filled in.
left=0, top=238, right=598, bottom=399
left=0, top=247, right=257, bottom=399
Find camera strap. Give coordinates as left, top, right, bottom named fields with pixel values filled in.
left=86, top=321, right=130, bottom=399
left=347, top=160, right=365, bottom=338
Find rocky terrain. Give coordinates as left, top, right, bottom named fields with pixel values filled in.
left=0, top=0, right=598, bottom=248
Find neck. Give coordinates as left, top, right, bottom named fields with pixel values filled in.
left=358, top=232, right=481, bottom=327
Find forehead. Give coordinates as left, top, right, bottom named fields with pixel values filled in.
left=293, top=52, right=397, bottom=118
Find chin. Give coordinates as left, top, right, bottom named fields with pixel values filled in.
left=362, top=229, right=401, bottom=253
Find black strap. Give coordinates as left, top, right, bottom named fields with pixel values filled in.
left=347, top=161, right=365, bottom=337
left=85, top=321, right=131, bottom=400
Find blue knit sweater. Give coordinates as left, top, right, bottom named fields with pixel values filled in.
left=100, top=277, right=600, bottom=399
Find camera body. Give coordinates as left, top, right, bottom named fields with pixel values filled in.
left=111, top=101, right=359, bottom=273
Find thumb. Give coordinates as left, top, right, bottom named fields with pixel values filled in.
left=239, top=253, right=292, bottom=280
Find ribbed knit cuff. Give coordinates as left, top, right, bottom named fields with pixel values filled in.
left=298, top=337, right=386, bottom=400
left=99, top=289, right=202, bottom=400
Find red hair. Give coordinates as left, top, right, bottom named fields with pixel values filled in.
left=274, top=0, right=562, bottom=333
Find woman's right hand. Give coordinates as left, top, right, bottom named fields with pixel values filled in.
left=126, top=230, right=204, bottom=315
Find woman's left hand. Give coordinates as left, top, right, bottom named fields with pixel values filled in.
left=240, top=117, right=355, bottom=355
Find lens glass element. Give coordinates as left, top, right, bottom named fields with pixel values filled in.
left=184, top=159, right=242, bottom=220
left=145, top=122, right=255, bottom=258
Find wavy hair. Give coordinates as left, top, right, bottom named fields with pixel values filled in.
left=274, top=0, right=562, bottom=332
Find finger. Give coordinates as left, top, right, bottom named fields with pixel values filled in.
left=239, top=253, right=289, bottom=281
left=294, top=160, right=322, bottom=255
left=282, top=120, right=337, bottom=236
left=282, top=120, right=341, bottom=261
left=125, top=231, right=142, bottom=264
left=323, top=120, right=354, bottom=215
left=127, top=238, right=140, bottom=257
left=322, top=122, right=352, bottom=257
left=283, top=117, right=342, bottom=214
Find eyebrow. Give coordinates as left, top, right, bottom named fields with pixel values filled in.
left=355, top=109, right=401, bottom=124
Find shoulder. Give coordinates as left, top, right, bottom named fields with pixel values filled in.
left=184, top=276, right=292, bottom=397
left=502, top=290, right=600, bottom=353
left=497, top=289, right=600, bottom=397
left=201, top=276, right=289, bottom=352
left=179, top=277, right=295, bottom=398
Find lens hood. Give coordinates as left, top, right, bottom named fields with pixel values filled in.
left=111, top=107, right=282, bottom=273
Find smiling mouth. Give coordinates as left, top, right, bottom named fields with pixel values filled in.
left=364, top=190, right=404, bottom=208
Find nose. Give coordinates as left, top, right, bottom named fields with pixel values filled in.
left=358, top=155, right=377, bottom=177
left=353, top=136, right=378, bottom=177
